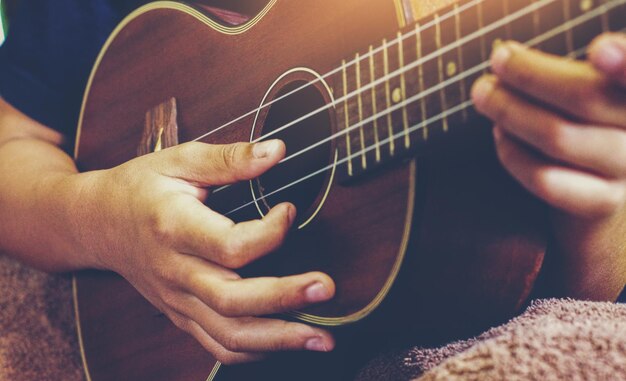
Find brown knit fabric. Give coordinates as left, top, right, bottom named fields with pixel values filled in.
left=357, top=299, right=626, bottom=381
left=0, top=254, right=82, bottom=381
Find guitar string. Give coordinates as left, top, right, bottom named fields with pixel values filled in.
left=190, top=0, right=488, bottom=143
left=268, top=0, right=616, bottom=166
left=221, top=25, right=619, bottom=218
left=196, top=0, right=563, bottom=149
left=211, top=3, right=617, bottom=198
left=210, top=0, right=582, bottom=195
left=241, top=0, right=563, bottom=145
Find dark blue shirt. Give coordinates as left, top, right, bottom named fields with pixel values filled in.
left=0, top=0, right=146, bottom=139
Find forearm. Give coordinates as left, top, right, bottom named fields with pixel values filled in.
left=550, top=209, right=626, bottom=301
left=0, top=103, right=99, bottom=272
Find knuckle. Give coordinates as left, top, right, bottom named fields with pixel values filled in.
left=569, top=86, right=601, bottom=120
left=275, top=286, right=296, bottom=312
left=267, top=322, right=295, bottom=351
left=149, top=202, right=178, bottom=246
left=528, top=169, right=554, bottom=202
left=172, top=142, right=203, bottom=167
left=154, top=261, right=177, bottom=283
left=220, top=143, right=245, bottom=170
left=151, top=215, right=174, bottom=245
left=187, top=270, right=205, bottom=292
left=219, top=238, right=248, bottom=269
left=222, top=330, right=246, bottom=352
left=178, top=141, right=203, bottom=158
left=492, top=104, right=511, bottom=126
left=267, top=339, right=289, bottom=352
left=211, top=291, right=237, bottom=316
left=160, top=292, right=180, bottom=310
left=214, top=350, right=238, bottom=365
left=510, top=69, right=535, bottom=91
left=541, top=122, right=571, bottom=158
left=263, top=213, right=291, bottom=249
left=494, top=137, right=512, bottom=166
left=168, top=313, right=191, bottom=332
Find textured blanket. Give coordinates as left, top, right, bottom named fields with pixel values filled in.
left=1, top=253, right=625, bottom=381
left=0, top=255, right=81, bottom=381
left=357, top=298, right=626, bottom=380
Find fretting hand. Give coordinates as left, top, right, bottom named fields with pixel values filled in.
left=472, top=33, right=626, bottom=299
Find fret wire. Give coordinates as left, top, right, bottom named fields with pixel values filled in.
left=454, top=3, right=469, bottom=121
left=435, top=13, right=450, bottom=132
left=477, top=0, right=488, bottom=73
left=341, top=59, right=354, bottom=176
left=601, top=1, right=610, bottom=31
left=409, top=0, right=420, bottom=25
left=224, top=99, right=475, bottom=216
left=398, top=31, right=411, bottom=149
left=275, top=5, right=620, bottom=170
left=193, top=0, right=558, bottom=145
left=415, top=22, right=428, bottom=140
left=532, top=0, right=542, bottom=36
left=563, top=0, right=575, bottom=55
left=214, top=15, right=624, bottom=203
left=247, top=0, right=569, bottom=146
left=369, top=45, right=382, bottom=163
left=355, top=53, right=368, bottom=170
left=504, top=0, right=513, bottom=38
left=383, top=38, right=396, bottom=156
left=218, top=0, right=624, bottom=173
left=222, top=28, right=615, bottom=212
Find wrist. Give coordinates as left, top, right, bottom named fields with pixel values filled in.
left=44, top=169, right=111, bottom=271
left=549, top=208, right=626, bottom=301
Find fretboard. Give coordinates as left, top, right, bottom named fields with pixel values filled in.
left=334, top=0, right=625, bottom=179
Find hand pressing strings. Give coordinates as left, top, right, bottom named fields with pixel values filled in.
left=472, top=33, right=626, bottom=218
left=471, top=32, right=626, bottom=301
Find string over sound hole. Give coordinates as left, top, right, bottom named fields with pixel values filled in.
left=252, top=76, right=336, bottom=228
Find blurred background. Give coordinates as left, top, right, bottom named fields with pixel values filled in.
left=0, top=0, right=5, bottom=43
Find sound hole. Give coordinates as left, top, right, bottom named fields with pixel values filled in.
left=253, top=80, right=333, bottom=225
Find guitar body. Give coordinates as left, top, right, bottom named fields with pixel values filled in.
left=73, top=1, right=547, bottom=380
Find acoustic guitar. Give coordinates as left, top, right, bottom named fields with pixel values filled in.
left=72, top=0, right=625, bottom=379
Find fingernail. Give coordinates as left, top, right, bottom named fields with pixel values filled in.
left=305, top=282, right=330, bottom=303
left=595, top=41, right=623, bottom=73
left=305, top=337, right=329, bottom=352
left=471, top=77, right=495, bottom=109
left=253, top=140, right=280, bottom=159
left=491, top=44, right=511, bottom=75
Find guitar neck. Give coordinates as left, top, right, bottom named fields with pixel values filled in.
left=333, top=0, right=626, bottom=179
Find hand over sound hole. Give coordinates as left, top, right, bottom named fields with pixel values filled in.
left=253, top=79, right=336, bottom=227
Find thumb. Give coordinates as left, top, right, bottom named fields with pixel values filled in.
left=153, top=139, right=285, bottom=186
left=588, top=32, right=626, bottom=87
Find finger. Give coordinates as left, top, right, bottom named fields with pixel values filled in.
left=177, top=254, right=334, bottom=317
left=472, top=75, right=626, bottom=177
left=168, top=198, right=295, bottom=268
left=151, top=140, right=286, bottom=186
left=180, top=295, right=335, bottom=353
left=490, top=41, right=626, bottom=127
left=493, top=127, right=625, bottom=218
left=588, top=33, right=626, bottom=87
left=166, top=309, right=264, bottom=365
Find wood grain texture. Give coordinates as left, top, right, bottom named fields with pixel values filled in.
left=138, top=97, right=179, bottom=156
left=73, top=1, right=548, bottom=380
